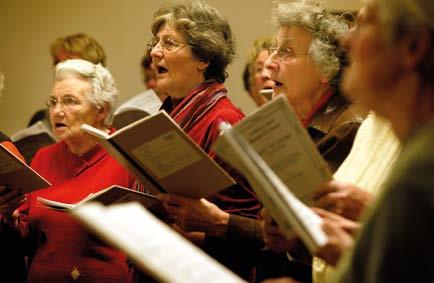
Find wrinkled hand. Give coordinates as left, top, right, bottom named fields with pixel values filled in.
left=0, top=185, right=25, bottom=217
left=157, top=194, right=229, bottom=238
left=261, top=209, right=298, bottom=253
left=313, top=207, right=357, bottom=266
left=170, top=223, right=206, bottom=247
left=313, top=180, right=373, bottom=221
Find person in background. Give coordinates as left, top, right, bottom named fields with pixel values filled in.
left=242, top=37, right=275, bottom=107
left=146, top=1, right=261, bottom=280
left=141, top=51, right=157, bottom=90
left=111, top=50, right=168, bottom=129
left=28, top=33, right=107, bottom=128
left=50, top=33, right=107, bottom=67
left=0, top=59, right=142, bottom=282
left=0, top=72, right=27, bottom=283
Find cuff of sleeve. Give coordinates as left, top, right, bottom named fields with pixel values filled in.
left=226, top=214, right=264, bottom=248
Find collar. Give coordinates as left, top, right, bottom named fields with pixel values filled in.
left=308, top=93, right=351, bottom=135
left=62, top=141, right=107, bottom=177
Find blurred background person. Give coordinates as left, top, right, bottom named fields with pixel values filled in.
left=111, top=50, right=167, bottom=129
left=0, top=59, right=141, bottom=282
left=242, top=36, right=275, bottom=107
left=147, top=1, right=261, bottom=280
left=141, top=51, right=157, bottom=91
left=0, top=71, right=27, bottom=283
left=28, top=33, right=107, bottom=128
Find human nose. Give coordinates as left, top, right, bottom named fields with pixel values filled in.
left=150, top=41, right=163, bottom=58
left=261, top=66, right=272, bottom=81
left=49, top=100, right=65, bottom=113
left=264, top=54, right=278, bottom=72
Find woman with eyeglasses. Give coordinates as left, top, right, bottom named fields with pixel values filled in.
left=0, top=59, right=141, bottom=282
left=144, top=1, right=261, bottom=281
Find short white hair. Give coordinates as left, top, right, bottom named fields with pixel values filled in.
left=272, top=0, right=349, bottom=88
left=54, top=59, right=118, bottom=126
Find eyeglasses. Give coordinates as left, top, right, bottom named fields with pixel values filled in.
left=45, top=95, right=86, bottom=110
left=268, top=46, right=309, bottom=62
left=147, top=37, right=188, bottom=52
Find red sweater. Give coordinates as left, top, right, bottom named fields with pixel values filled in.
left=12, top=141, right=136, bottom=282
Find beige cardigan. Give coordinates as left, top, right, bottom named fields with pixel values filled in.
left=312, top=112, right=401, bottom=283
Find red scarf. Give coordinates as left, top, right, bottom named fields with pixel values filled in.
left=301, top=90, right=334, bottom=127
left=170, top=80, right=227, bottom=133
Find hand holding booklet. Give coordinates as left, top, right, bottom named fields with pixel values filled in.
left=81, top=111, right=235, bottom=198
left=37, top=185, right=159, bottom=212
left=213, top=95, right=332, bottom=252
left=71, top=202, right=245, bottom=283
left=0, top=143, right=51, bottom=194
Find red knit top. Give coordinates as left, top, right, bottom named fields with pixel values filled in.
left=14, top=141, right=136, bottom=282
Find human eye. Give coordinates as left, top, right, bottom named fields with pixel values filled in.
left=284, top=47, right=296, bottom=57
left=62, top=96, right=80, bottom=107
left=45, top=96, right=57, bottom=108
left=268, top=46, right=278, bottom=56
left=147, top=37, right=159, bottom=51
left=163, top=38, right=178, bottom=51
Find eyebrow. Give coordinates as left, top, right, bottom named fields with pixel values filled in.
left=278, top=37, right=295, bottom=45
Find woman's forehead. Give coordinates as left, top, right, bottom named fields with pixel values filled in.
left=51, top=77, right=91, bottom=96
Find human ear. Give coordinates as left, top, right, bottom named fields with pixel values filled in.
left=320, top=72, right=330, bottom=84
left=197, top=60, right=210, bottom=71
left=400, top=27, right=430, bottom=69
left=95, top=103, right=109, bottom=124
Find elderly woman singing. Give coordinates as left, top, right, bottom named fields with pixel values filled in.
left=147, top=0, right=261, bottom=280
left=0, top=59, right=140, bottom=282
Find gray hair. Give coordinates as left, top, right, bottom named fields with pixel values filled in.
left=54, top=59, right=118, bottom=126
left=377, top=0, right=434, bottom=82
left=271, top=0, right=349, bottom=88
left=151, top=0, right=235, bottom=83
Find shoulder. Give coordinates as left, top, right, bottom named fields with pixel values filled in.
left=310, top=94, right=367, bottom=137
left=207, top=97, right=245, bottom=125
left=389, top=125, right=434, bottom=194
left=31, top=141, right=65, bottom=166
left=334, top=99, right=368, bottom=128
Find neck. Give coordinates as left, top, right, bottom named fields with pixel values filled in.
left=171, top=75, right=205, bottom=99
left=156, top=91, right=169, bottom=102
left=299, top=84, right=333, bottom=120
left=380, top=74, right=434, bottom=141
left=66, top=124, right=107, bottom=156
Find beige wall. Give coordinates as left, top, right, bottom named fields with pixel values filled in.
left=0, top=0, right=360, bottom=135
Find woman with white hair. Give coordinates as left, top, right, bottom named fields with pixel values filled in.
left=0, top=59, right=140, bottom=282
left=265, top=0, right=367, bottom=172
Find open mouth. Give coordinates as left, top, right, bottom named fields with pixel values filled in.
left=55, top=122, right=67, bottom=129
left=157, top=66, right=168, bottom=74
left=273, top=80, right=283, bottom=87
